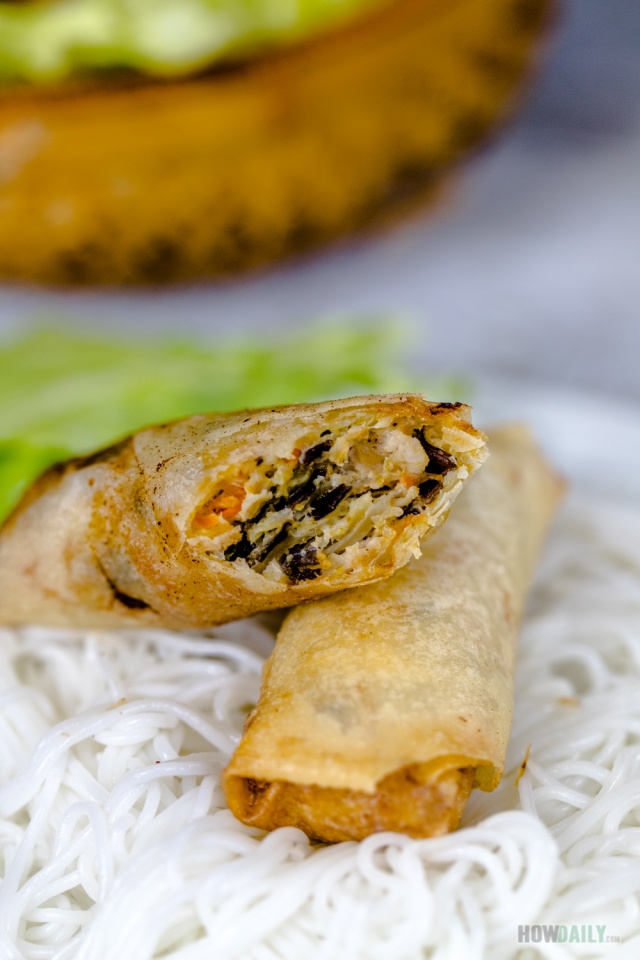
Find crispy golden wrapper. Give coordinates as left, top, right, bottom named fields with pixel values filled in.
left=224, top=425, right=563, bottom=841
left=0, top=394, right=486, bottom=629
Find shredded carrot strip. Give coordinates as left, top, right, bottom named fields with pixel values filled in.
left=196, top=513, right=227, bottom=530
left=196, top=482, right=246, bottom=525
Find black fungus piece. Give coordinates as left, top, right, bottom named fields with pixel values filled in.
left=418, top=478, right=441, bottom=503
left=250, top=494, right=286, bottom=522
left=291, top=565, right=321, bottom=583
left=320, top=429, right=331, bottom=437
left=246, top=492, right=289, bottom=530
left=401, top=504, right=421, bottom=517
left=413, top=430, right=457, bottom=474
left=248, top=500, right=271, bottom=525
left=286, top=464, right=328, bottom=508
left=252, top=523, right=292, bottom=564
left=310, top=484, right=350, bottom=520
left=280, top=541, right=322, bottom=583
left=371, top=485, right=393, bottom=498
left=224, top=534, right=253, bottom=561
left=299, top=438, right=332, bottom=467
left=286, top=475, right=317, bottom=508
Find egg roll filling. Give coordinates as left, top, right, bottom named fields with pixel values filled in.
left=190, top=421, right=461, bottom=584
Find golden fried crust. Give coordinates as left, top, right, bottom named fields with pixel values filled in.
left=0, top=0, right=552, bottom=285
left=224, top=425, right=564, bottom=841
left=0, top=394, right=486, bottom=629
left=223, top=764, right=475, bottom=843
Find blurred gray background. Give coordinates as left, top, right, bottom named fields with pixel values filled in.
left=1, top=0, right=638, bottom=402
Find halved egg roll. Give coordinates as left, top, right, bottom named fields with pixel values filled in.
left=223, top=424, right=563, bottom=841
left=0, top=394, right=486, bottom=629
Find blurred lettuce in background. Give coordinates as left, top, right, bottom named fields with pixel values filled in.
left=0, top=320, right=463, bottom=523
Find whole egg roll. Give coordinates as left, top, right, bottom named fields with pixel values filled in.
left=223, top=425, right=563, bottom=841
left=0, top=394, right=486, bottom=629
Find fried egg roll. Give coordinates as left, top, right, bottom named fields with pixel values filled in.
left=223, top=425, right=563, bottom=841
left=0, top=395, right=486, bottom=629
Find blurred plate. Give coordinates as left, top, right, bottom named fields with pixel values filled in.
left=473, top=375, right=640, bottom=505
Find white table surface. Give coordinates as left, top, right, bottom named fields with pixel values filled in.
left=1, top=0, right=639, bottom=404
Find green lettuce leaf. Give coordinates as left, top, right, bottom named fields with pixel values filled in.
left=0, top=320, right=435, bottom=522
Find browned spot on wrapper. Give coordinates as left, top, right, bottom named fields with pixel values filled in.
left=72, top=439, right=128, bottom=468
left=502, top=589, right=514, bottom=626
left=515, top=744, right=531, bottom=786
left=428, top=402, right=464, bottom=413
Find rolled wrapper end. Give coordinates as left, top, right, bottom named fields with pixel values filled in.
left=223, top=756, right=493, bottom=842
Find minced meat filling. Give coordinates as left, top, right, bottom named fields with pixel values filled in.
left=191, top=424, right=458, bottom=584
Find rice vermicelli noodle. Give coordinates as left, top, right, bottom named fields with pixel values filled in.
left=1, top=492, right=640, bottom=959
